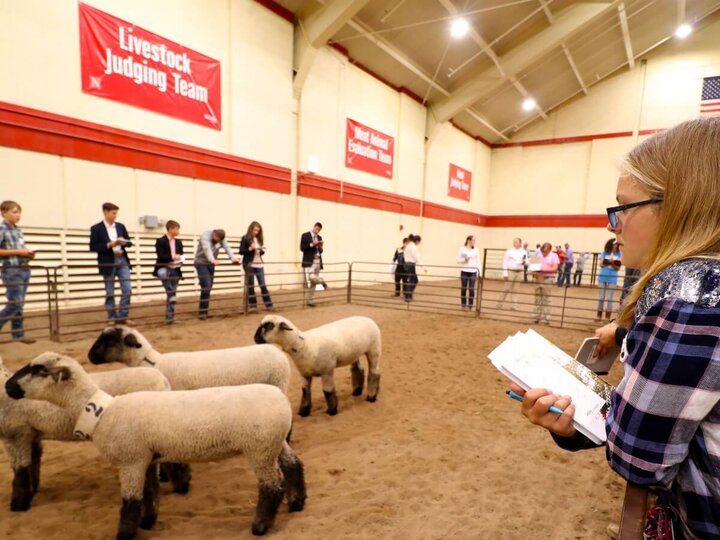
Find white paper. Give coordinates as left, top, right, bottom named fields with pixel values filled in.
left=488, top=330, right=613, bottom=444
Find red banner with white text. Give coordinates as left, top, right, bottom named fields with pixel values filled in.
left=79, top=3, right=221, bottom=129
left=345, top=118, right=394, bottom=179
left=448, top=163, right=472, bottom=201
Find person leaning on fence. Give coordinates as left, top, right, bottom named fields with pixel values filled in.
left=0, top=200, right=36, bottom=344
left=497, top=237, right=526, bottom=310
left=153, top=220, right=183, bottom=325
left=573, top=251, right=588, bottom=286
left=392, top=237, right=409, bottom=297
left=194, top=228, right=240, bottom=320
left=300, top=222, right=326, bottom=307
left=596, top=238, right=622, bottom=321
left=457, top=235, right=480, bottom=311
left=508, top=117, right=720, bottom=540
left=403, top=234, right=425, bottom=302
left=239, top=221, right=274, bottom=312
left=89, top=202, right=133, bottom=325
left=531, top=242, right=559, bottom=325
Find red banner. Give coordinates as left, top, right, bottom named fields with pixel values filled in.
left=79, top=3, right=221, bottom=130
left=345, top=118, right=394, bottom=179
left=448, top=163, right=472, bottom=201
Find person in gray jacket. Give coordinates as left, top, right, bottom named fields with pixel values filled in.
left=194, top=229, right=240, bottom=319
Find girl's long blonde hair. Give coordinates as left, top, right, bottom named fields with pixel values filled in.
left=618, top=117, right=720, bottom=324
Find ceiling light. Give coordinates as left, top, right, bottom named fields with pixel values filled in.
left=450, top=18, right=470, bottom=39
left=675, top=24, right=692, bottom=39
left=522, top=98, right=536, bottom=111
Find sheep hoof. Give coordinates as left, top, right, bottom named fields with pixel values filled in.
left=10, top=496, right=32, bottom=512
left=366, top=395, right=377, bottom=403
left=352, top=387, right=362, bottom=396
left=288, top=499, right=305, bottom=512
left=326, top=408, right=338, bottom=416
left=140, top=514, right=157, bottom=530
left=251, top=524, right=269, bottom=536
left=298, top=406, right=311, bottom=417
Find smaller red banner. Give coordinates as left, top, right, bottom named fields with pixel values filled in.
left=448, top=163, right=472, bottom=201
left=345, top=118, right=394, bottom=179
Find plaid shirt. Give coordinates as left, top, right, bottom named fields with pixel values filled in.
left=0, top=220, right=28, bottom=267
left=553, top=262, right=720, bottom=539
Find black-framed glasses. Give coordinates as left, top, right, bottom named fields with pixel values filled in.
left=606, top=199, right=663, bottom=228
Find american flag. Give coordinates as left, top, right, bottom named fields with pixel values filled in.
left=700, top=76, right=720, bottom=116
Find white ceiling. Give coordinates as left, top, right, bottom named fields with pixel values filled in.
left=274, top=0, right=720, bottom=143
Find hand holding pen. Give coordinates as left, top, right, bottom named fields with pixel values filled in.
left=507, top=383, right=577, bottom=438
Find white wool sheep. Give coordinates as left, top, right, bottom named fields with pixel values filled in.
left=0, top=357, right=187, bottom=512
left=254, top=315, right=381, bottom=416
left=5, top=353, right=306, bottom=539
left=88, top=326, right=290, bottom=393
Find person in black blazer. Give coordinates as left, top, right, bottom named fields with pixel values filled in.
left=299, top=222, right=326, bottom=307
left=89, top=202, right=133, bottom=324
left=153, top=220, right=184, bottom=324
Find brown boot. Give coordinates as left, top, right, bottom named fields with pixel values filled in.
left=605, top=311, right=612, bottom=320
left=594, top=310, right=602, bottom=322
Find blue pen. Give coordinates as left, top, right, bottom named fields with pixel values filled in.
left=506, top=390, right=565, bottom=415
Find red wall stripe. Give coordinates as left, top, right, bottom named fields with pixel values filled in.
left=0, top=101, right=292, bottom=194
left=253, top=0, right=295, bottom=23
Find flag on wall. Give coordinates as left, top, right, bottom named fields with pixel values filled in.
left=700, top=76, right=720, bottom=116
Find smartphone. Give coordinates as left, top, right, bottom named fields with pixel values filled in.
left=574, top=336, right=619, bottom=375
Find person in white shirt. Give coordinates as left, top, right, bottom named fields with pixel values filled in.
left=497, top=237, right=527, bottom=310
left=403, top=234, right=424, bottom=302
left=457, top=235, right=480, bottom=311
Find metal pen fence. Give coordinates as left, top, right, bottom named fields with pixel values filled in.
left=0, top=243, right=625, bottom=343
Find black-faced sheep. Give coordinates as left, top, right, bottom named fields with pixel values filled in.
left=6, top=353, right=306, bottom=539
left=0, top=357, right=190, bottom=512
left=88, top=326, right=290, bottom=393
left=254, top=315, right=381, bottom=416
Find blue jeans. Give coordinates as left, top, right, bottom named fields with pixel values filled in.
left=246, top=266, right=272, bottom=309
left=195, top=263, right=215, bottom=316
left=460, top=271, right=477, bottom=307
left=103, top=258, right=132, bottom=321
left=404, top=263, right=418, bottom=300
left=597, top=282, right=617, bottom=313
left=157, top=267, right=180, bottom=320
left=559, top=262, right=573, bottom=286
left=0, top=266, right=30, bottom=339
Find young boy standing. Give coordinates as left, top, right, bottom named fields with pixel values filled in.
left=0, top=200, right=36, bottom=343
left=153, top=220, right=184, bottom=324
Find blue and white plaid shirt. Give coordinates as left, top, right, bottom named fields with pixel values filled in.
left=554, top=259, right=720, bottom=539
left=0, top=220, right=28, bottom=267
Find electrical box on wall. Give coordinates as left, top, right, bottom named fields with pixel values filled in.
left=138, top=215, right=164, bottom=228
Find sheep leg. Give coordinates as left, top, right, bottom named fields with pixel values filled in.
left=279, top=442, right=306, bottom=512
left=251, top=460, right=284, bottom=536
left=117, top=464, right=148, bottom=540
left=299, top=376, right=313, bottom=417
left=321, top=372, right=338, bottom=416
left=140, top=463, right=159, bottom=530
left=5, top=438, right=34, bottom=511
left=30, top=439, right=42, bottom=493
left=366, top=350, right=381, bottom=402
left=164, top=463, right=192, bottom=494
left=351, top=361, right=365, bottom=396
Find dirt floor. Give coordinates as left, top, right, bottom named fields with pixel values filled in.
left=0, top=302, right=626, bottom=539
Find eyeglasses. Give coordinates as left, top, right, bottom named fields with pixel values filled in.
left=606, top=199, right=662, bottom=228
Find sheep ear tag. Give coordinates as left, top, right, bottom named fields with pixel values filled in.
left=279, top=322, right=293, bottom=332
left=50, top=366, right=71, bottom=383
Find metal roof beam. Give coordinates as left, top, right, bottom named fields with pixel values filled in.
left=562, top=44, right=588, bottom=95
left=618, top=3, right=635, bottom=69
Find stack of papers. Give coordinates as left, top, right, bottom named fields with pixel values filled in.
left=488, top=329, right=614, bottom=444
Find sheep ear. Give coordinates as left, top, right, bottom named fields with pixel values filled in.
left=279, top=322, right=293, bottom=332
left=123, top=333, right=142, bottom=349
left=49, top=366, right=71, bottom=383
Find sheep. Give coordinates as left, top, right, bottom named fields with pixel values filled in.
left=88, top=326, right=290, bottom=394
left=0, top=357, right=190, bottom=512
left=254, top=315, right=381, bottom=416
left=5, top=353, right=307, bottom=539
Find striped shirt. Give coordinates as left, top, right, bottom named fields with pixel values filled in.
left=553, top=259, right=720, bottom=539
left=0, top=220, right=28, bottom=267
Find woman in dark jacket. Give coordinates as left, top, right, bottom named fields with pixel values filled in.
left=239, top=221, right=273, bottom=311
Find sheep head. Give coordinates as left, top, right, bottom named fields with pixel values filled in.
left=88, top=326, right=152, bottom=366
left=5, top=353, right=89, bottom=405
left=254, top=315, right=298, bottom=351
